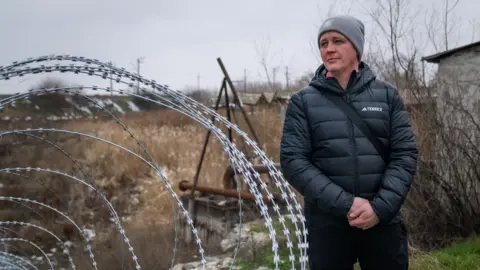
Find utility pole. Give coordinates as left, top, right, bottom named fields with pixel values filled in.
left=108, top=61, right=113, bottom=96
left=272, top=67, right=277, bottom=89
left=244, top=68, right=247, bottom=92
left=285, top=66, right=290, bottom=90
left=136, top=57, right=145, bottom=94
left=197, top=73, right=200, bottom=90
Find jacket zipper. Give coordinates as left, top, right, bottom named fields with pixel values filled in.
left=343, top=92, right=358, bottom=196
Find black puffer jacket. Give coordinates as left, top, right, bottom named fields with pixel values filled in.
left=280, top=62, right=418, bottom=227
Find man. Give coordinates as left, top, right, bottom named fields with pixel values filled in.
left=280, top=15, right=418, bottom=269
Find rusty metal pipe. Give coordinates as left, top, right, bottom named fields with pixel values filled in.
left=179, top=180, right=274, bottom=204
left=222, top=163, right=281, bottom=189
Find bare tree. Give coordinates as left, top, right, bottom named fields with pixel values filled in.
left=425, top=0, right=462, bottom=51
left=254, top=36, right=282, bottom=90
left=359, top=0, right=480, bottom=249
left=362, top=0, right=422, bottom=88
left=468, top=18, right=479, bottom=42
left=34, top=77, right=67, bottom=90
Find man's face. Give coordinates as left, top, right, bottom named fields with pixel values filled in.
left=319, top=31, right=358, bottom=73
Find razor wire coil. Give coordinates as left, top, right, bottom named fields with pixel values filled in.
left=0, top=55, right=308, bottom=270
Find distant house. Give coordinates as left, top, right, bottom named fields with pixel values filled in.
left=422, top=40, right=480, bottom=117
left=275, top=90, right=297, bottom=104
left=206, top=91, right=288, bottom=113
left=420, top=41, right=480, bottom=172
left=421, top=40, right=480, bottom=65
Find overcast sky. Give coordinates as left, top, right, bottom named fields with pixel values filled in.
left=0, top=0, right=479, bottom=95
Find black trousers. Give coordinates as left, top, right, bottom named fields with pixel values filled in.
left=307, top=221, right=409, bottom=270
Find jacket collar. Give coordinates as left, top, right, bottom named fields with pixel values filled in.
left=309, top=61, right=376, bottom=95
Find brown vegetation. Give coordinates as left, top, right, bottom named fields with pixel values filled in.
left=358, top=0, right=480, bottom=251
left=0, top=103, right=286, bottom=268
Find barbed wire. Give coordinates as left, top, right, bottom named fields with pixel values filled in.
left=0, top=221, right=74, bottom=269
left=0, top=55, right=309, bottom=270
left=0, top=57, right=296, bottom=270
left=0, top=251, right=37, bottom=270
left=0, top=238, right=53, bottom=269
left=0, top=196, right=95, bottom=269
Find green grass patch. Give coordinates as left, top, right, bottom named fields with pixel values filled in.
left=236, top=217, right=306, bottom=269
left=235, top=243, right=303, bottom=270
left=409, top=237, right=480, bottom=270
left=236, top=224, right=479, bottom=270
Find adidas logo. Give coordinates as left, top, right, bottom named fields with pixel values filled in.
left=362, top=107, right=383, bottom=112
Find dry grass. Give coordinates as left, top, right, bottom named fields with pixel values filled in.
left=0, top=104, right=285, bottom=268
left=70, top=105, right=284, bottom=224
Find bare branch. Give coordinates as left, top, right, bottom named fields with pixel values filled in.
left=468, top=18, right=480, bottom=42
left=443, top=0, right=461, bottom=50
left=254, top=36, right=282, bottom=89
left=425, top=6, right=440, bottom=52
left=309, top=40, right=322, bottom=65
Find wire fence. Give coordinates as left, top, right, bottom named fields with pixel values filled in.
left=0, top=55, right=308, bottom=270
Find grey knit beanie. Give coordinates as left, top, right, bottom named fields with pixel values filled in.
left=317, top=15, right=365, bottom=60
